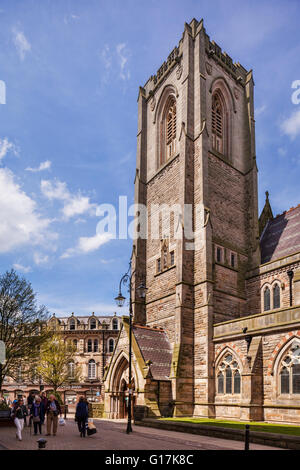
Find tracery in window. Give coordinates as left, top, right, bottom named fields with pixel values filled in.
left=217, top=353, right=241, bottom=395
left=279, top=342, right=300, bottom=395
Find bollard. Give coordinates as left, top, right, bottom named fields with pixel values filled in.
left=244, top=424, right=250, bottom=451
left=37, top=438, right=47, bottom=449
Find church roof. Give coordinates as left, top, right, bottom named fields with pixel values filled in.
left=260, top=203, right=300, bottom=264
left=133, top=325, right=172, bottom=380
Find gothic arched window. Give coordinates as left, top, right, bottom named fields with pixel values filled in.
left=273, top=284, right=280, bottom=309
left=264, top=287, right=271, bottom=311
left=279, top=341, right=300, bottom=395
left=212, top=93, right=224, bottom=154
left=159, top=97, right=176, bottom=167
left=216, top=353, right=241, bottom=395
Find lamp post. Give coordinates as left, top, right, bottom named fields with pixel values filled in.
left=115, top=261, right=147, bottom=434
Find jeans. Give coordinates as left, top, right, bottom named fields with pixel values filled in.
left=14, top=418, right=24, bottom=440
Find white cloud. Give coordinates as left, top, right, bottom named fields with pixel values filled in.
left=0, top=137, right=19, bottom=160
left=281, top=110, right=300, bottom=140
left=0, top=168, right=53, bottom=253
left=33, top=252, right=49, bottom=265
left=255, top=104, right=266, bottom=116
left=60, top=232, right=113, bottom=259
left=278, top=147, right=287, bottom=157
left=13, top=263, right=32, bottom=273
left=12, top=28, right=31, bottom=61
left=26, top=160, right=51, bottom=172
left=116, top=43, right=130, bottom=80
left=41, top=178, right=96, bottom=219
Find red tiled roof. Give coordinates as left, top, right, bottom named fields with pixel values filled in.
left=133, top=325, right=172, bottom=381
left=260, top=204, right=300, bottom=264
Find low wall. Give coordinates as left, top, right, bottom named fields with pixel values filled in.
left=88, top=403, right=104, bottom=418
left=135, top=418, right=300, bottom=450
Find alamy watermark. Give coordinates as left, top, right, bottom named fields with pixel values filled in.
left=291, top=80, right=300, bottom=105
left=95, top=196, right=210, bottom=251
left=0, top=80, right=6, bottom=104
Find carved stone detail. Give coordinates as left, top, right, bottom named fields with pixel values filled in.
left=150, top=97, right=156, bottom=112
left=176, top=63, right=183, bottom=80
left=205, top=62, right=212, bottom=75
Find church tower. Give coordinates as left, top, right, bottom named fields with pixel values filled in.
left=133, top=18, right=260, bottom=417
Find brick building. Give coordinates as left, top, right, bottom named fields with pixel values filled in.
left=103, top=18, right=300, bottom=423
left=2, top=313, right=120, bottom=405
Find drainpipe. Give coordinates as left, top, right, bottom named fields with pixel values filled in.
left=287, top=270, right=294, bottom=307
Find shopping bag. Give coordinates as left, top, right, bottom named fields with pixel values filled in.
left=59, top=418, right=65, bottom=426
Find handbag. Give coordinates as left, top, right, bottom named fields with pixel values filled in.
left=33, top=416, right=40, bottom=423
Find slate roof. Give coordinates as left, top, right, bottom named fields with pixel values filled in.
left=54, top=315, right=117, bottom=325
left=260, top=204, right=300, bottom=264
left=133, top=325, right=172, bottom=381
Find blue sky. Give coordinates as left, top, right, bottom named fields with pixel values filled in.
left=0, top=0, right=300, bottom=317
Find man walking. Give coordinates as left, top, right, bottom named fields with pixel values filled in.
left=45, top=394, right=61, bottom=436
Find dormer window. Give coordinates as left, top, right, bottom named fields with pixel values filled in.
left=112, top=318, right=118, bottom=330
left=70, top=318, right=76, bottom=330
left=90, top=318, right=96, bottom=330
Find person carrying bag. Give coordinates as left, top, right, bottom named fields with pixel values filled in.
left=30, top=396, right=45, bottom=436
left=45, top=394, right=61, bottom=436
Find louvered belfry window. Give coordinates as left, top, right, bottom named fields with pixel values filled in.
left=212, top=93, right=224, bottom=154
left=166, top=100, right=176, bottom=160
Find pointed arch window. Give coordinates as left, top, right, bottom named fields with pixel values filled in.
left=216, top=353, right=241, bottom=395
left=273, top=284, right=280, bottom=309
left=212, top=93, right=224, bottom=154
left=159, top=97, right=177, bottom=167
left=264, top=287, right=271, bottom=311
left=279, top=342, right=300, bottom=395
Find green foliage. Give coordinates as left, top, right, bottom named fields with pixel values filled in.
left=37, top=334, right=82, bottom=392
left=46, top=391, right=63, bottom=405
left=0, top=401, right=10, bottom=411
left=0, top=269, right=52, bottom=390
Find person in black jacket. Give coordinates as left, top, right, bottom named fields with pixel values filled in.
left=75, top=396, right=89, bottom=437
left=30, top=396, right=45, bottom=435
left=11, top=398, right=28, bottom=441
left=45, top=394, right=62, bottom=436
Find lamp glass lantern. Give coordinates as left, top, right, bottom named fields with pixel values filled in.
left=115, top=292, right=126, bottom=308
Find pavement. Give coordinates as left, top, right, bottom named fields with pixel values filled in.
left=0, top=416, right=281, bottom=450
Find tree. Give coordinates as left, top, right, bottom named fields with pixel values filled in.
left=0, top=269, right=51, bottom=392
left=36, top=334, right=81, bottom=392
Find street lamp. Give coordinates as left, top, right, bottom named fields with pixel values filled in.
left=115, top=261, right=147, bottom=434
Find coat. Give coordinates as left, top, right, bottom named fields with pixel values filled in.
left=30, top=402, right=45, bottom=424
left=45, top=399, right=61, bottom=416
left=75, top=401, right=88, bottom=420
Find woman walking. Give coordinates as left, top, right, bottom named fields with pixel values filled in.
left=30, top=396, right=45, bottom=435
left=75, top=396, right=88, bottom=437
left=11, top=398, right=27, bottom=441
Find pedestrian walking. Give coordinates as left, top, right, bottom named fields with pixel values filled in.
left=45, top=394, right=61, bottom=436
left=75, top=396, right=89, bottom=438
left=11, top=398, right=27, bottom=441
left=40, top=391, right=48, bottom=410
left=30, top=396, right=45, bottom=436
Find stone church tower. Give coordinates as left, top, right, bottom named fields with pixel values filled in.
left=104, top=18, right=300, bottom=423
